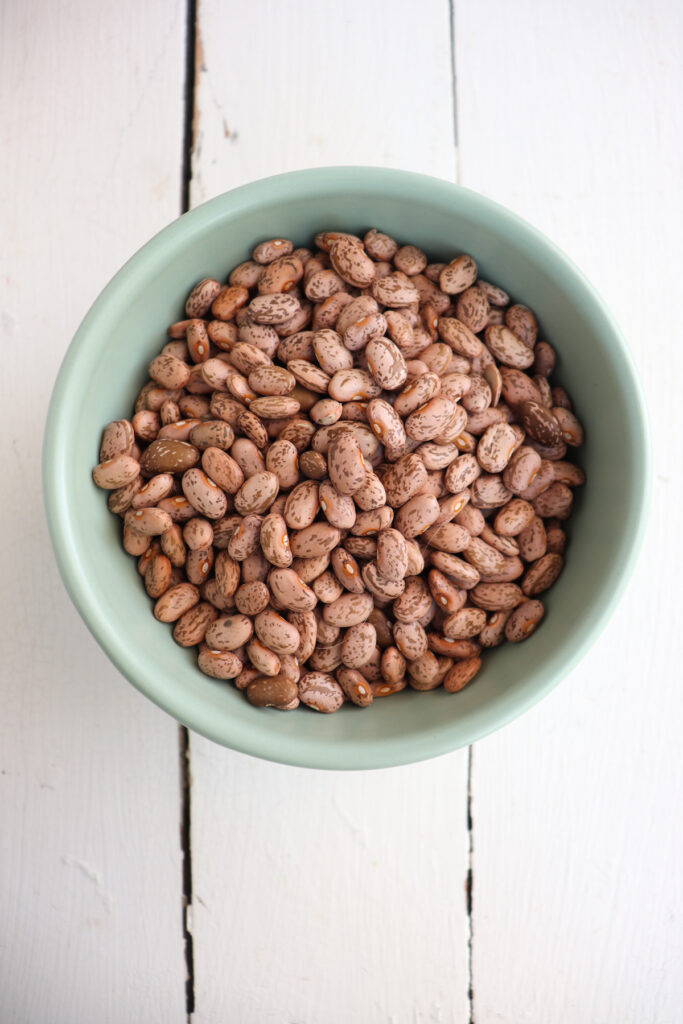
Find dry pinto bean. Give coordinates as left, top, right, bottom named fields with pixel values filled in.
left=173, top=602, right=218, bottom=647
left=503, top=445, right=542, bottom=494
left=228, top=514, right=263, bottom=560
left=476, top=422, right=517, bottom=473
left=471, top=473, right=512, bottom=509
left=246, top=637, right=282, bottom=677
left=205, top=613, right=253, bottom=651
left=330, top=547, right=365, bottom=594
left=376, top=528, right=408, bottom=581
left=443, top=607, right=487, bottom=639
left=343, top=312, right=387, bottom=351
left=181, top=468, right=227, bottom=519
left=394, top=494, right=439, bottom=538
left=234, top=471, right=279, bottom=515
left=353, top=470, right=387, bottom=511
left=517, top=515, right=547, bottom=562
left=292, top=552, right=330, bottom=583
left=405, top=397, right=457, bottom=442
left=479, top=610, right=512, bottom=647
left=124, top=507, right=172, bottom=536
left=186, top=278, right=222, bottom=318
left=247, top=675, right=298, bottom=709
left=93, top=455, right=140, bottom=489
left=260, top=513, right=292, bottom=567
left=520, top=400, right=562, bottom=446
left=235, top=581, right=270, bottom=616
left=456, top=286, right=489, bottom=333
left=341, top=623, right=377, bottom=668
left=365, top=336, right=408, bottom=391
left=290, top=522, right=340, bottom=558
left=269, top=568, right=317, bottom=611
left=329, top=237, right=376, bottom=288
left=336, top=667, right=373, bottom=707
left=393, top=577, right=433, bottom=622
left=522, top=553, right=564, bottom=595
left=266, top=439, right=299, bottom=490
left=323, top=592, right=374, bottom=627
left=362, top=562, right=406, bottom=601
left=505, top=599, right=544, bottom=642
left=99, top=419, right=135, bottom=461
left=154, top=582, right=199, bottom=622
left=327, top=432, right=366, bottom=495
left=393, top=620, right=428, bottom=660
left=318, top=480, right=356, bottom=529
left=444, top=657, right=481, bottom=692
left=532, top=481, right=573, bottom=519
left=435, top=491, right=471, bottom=524
left=130, top=473, right=174, bottom=509
left=145, top=554, right=173, bottom=599
left=440, top=254, right=478, bottom=295
left=428, top=568, right=467, bottom=614
left=198, top=645, right=242, bottom=680
left=470, top=583, right=523, bottom=611
left=494, top=498, right=535, bottom=536
left=430, top=551, right=480, bottom=589
left=366, top=399, right=406, bottom=461
left=95, top=229, right=584, bottom=715
left=484, top=325, right=534, bottom=370
left=298, top=671, right=345, bottom=713
left=313, top=571, right=343, bottom=604
left=423, top=521, right=470, bottom=553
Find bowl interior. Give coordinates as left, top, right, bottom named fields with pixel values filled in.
left=44, top=168, right=649, bottom=769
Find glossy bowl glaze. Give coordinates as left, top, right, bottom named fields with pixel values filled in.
left=43, top=167, right=650, bottom=769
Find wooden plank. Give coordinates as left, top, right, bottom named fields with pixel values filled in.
left=190, top=0, right=456, bottom=203
left=188, top=2, right=470, bottom=1021
left=190, top=752, right=470, bottom=1023
left=455, top=1, right=683, bottom=1020
left=0, top=2, right=188, bottom=1021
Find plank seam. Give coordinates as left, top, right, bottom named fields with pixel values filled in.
left=181, top=0, right=199, bottom=214
left=467, top=744, right=474, bottom=1022
left=448, top=0, right=461, bottom=181
left=450, top=5, right=471, bottom=1017
left=180, top=0, right=198, bottom=1017
left=180, top=725, right=195, bottom=1020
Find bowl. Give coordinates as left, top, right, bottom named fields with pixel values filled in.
left=43, top=167, right=650, bottom=770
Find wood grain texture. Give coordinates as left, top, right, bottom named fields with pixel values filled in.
left=190, top=0, right=456, bottom=204
left=191, top=752, right=470, bottom=1024
left=455, top=0, right=683, bottom=1020
left=0, top=2, right=188, bottom=1021
left=189, top=2, right=469, bottom=1021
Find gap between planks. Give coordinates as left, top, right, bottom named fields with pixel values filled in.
left=180, top=0, right=198, bottom=1019
left=451, top=3, right=474, bottom=1020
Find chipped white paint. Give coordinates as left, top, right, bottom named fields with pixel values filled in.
left=0, top=2, right=187, bottom=1022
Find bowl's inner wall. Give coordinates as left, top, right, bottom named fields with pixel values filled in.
left=49, top=173, right=645, bottom=767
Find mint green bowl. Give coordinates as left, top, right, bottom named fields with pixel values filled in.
left=43, top=167, right=650, bottom=769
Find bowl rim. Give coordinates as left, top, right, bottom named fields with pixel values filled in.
left=42, top=166, right=651, bottom=769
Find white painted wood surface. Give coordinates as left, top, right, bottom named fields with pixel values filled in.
left=2, top=0, right=682, bottom=1021
left=0, top=3, right=187, bottom=1022
left=189, top=4, right=470, bottom=1022
left=455, top=0, right=683, bottom=1020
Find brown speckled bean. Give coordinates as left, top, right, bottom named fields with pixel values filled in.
left=96, top=228, right=585, bottom=717
left=444, top=657, right=481, bottom=692
left=505, top=600, right=544, bottom=642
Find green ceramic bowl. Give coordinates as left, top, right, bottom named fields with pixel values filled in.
left=43, top=167, right=650, bottom=769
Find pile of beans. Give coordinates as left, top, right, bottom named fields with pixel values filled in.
left=92, top=230, right=585, bottom=713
